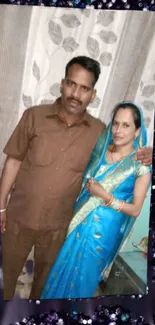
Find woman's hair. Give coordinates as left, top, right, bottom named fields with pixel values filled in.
left=112, top=102, right=141, bottom=129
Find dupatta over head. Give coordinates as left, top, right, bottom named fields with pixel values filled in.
left=82, top=101, right=147, bottom=188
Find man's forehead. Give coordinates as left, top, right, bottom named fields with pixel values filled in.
left=65, top=77, right=93, bottom=88
left=67, top=64, right=94, bottom=77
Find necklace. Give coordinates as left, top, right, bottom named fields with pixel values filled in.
left=110, top=145, right=135, bottom=163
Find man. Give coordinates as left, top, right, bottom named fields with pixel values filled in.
left=0, top=56, right=152, bottom=300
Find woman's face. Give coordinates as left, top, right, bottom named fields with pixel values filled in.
left=112, top=108, right=140, bottom=147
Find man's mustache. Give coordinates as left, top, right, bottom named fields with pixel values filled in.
left=67, top=97, right=82, bottom=105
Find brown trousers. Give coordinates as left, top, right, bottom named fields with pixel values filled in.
left=2, top=218, right=67, bottom=300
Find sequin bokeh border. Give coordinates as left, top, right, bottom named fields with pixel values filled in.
left=7, top=303, right=154, bottom=325
left=0, top=0, right=154, bottom=10
left=0, top=1, right=155, bottom=324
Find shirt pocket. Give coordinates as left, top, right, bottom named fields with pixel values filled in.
left=27, top=132, right=58, bottom=166
left=68, top=143, right=93, bottom=173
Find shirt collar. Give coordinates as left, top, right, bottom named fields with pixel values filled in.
left=45, top=97, right=91, bottom=127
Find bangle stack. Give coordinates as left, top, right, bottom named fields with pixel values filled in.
left=117, top=201, right=124, bottom=212
left=103, top=195, right=114, bottom=206
left=103, top=195, right=124, bottom=212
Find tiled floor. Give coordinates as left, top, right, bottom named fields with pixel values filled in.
left=15, top=248, right=34, bottom=299
left=15, top=251, right=147, bottom=298
left=119, top=251, right=147, bottom=283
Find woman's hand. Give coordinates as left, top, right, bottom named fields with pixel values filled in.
left=86, top=178, right=107, bottom=199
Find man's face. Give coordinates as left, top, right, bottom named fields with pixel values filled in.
left=60, top=64, right=96, bottom=116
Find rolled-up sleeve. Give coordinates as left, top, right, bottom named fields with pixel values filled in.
left=3, top=108, right=33, bottom=161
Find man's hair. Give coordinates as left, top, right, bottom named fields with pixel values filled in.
left=65, top=56, right=101, bottom=86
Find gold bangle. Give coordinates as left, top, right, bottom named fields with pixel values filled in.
left=117, top=201, right=124, bottom=212
left=115, top=200, right=122, bottom=211
left=104, top=195, right=114, bottom=206
left=109, top=198, right=124, bottom=212
left=110, top=198, right=119, bottom=209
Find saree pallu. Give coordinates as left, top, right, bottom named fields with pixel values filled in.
left=41, top=152, right=150, bottom=299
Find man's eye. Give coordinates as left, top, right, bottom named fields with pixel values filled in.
left=82, top=86, right=89, bottom=92
left=66, top=80, right=74, bottom=86
left=113, top=121, right=118, bottom=126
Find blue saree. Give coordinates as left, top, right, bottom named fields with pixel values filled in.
left=41, top=103, right=151, bottom=299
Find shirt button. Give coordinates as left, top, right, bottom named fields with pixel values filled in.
left=61, top=148, right=64, bottom=151
left=49, top=186, right=52, bottom=190
left=56, top=167, right=59, bottom=170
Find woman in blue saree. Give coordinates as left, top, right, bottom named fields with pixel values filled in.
left=41, top=101, right=151, bottom=299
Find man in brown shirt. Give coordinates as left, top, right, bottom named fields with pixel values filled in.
left=0, top=56, right=105, bottom=300
left=0, top=56, right=152, bottom=300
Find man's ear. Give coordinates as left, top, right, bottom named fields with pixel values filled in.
left=90, top=89, right=96, bottom=103
left=60, top=79, right=64, bottom=94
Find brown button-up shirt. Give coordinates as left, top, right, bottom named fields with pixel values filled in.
left=4, top=98, right=105, bottom=230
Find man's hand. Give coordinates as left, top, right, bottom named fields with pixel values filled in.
left=136, top=147, right=152, bottom=166
left=0, top=211, right=6, bottom=233
left=0, top=156, right=22, bottom=234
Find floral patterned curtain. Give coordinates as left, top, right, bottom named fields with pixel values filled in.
left=18, top=8, right=155, bottom=146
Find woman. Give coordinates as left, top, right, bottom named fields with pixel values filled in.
left=41, top=101, right=151, bottom=299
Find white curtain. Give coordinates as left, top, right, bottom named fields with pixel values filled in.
left=18, top=8, right=155, bottom=146
left=0, top=5, right=32, bottom=170
left=0, top=7, right=155, bottom=173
